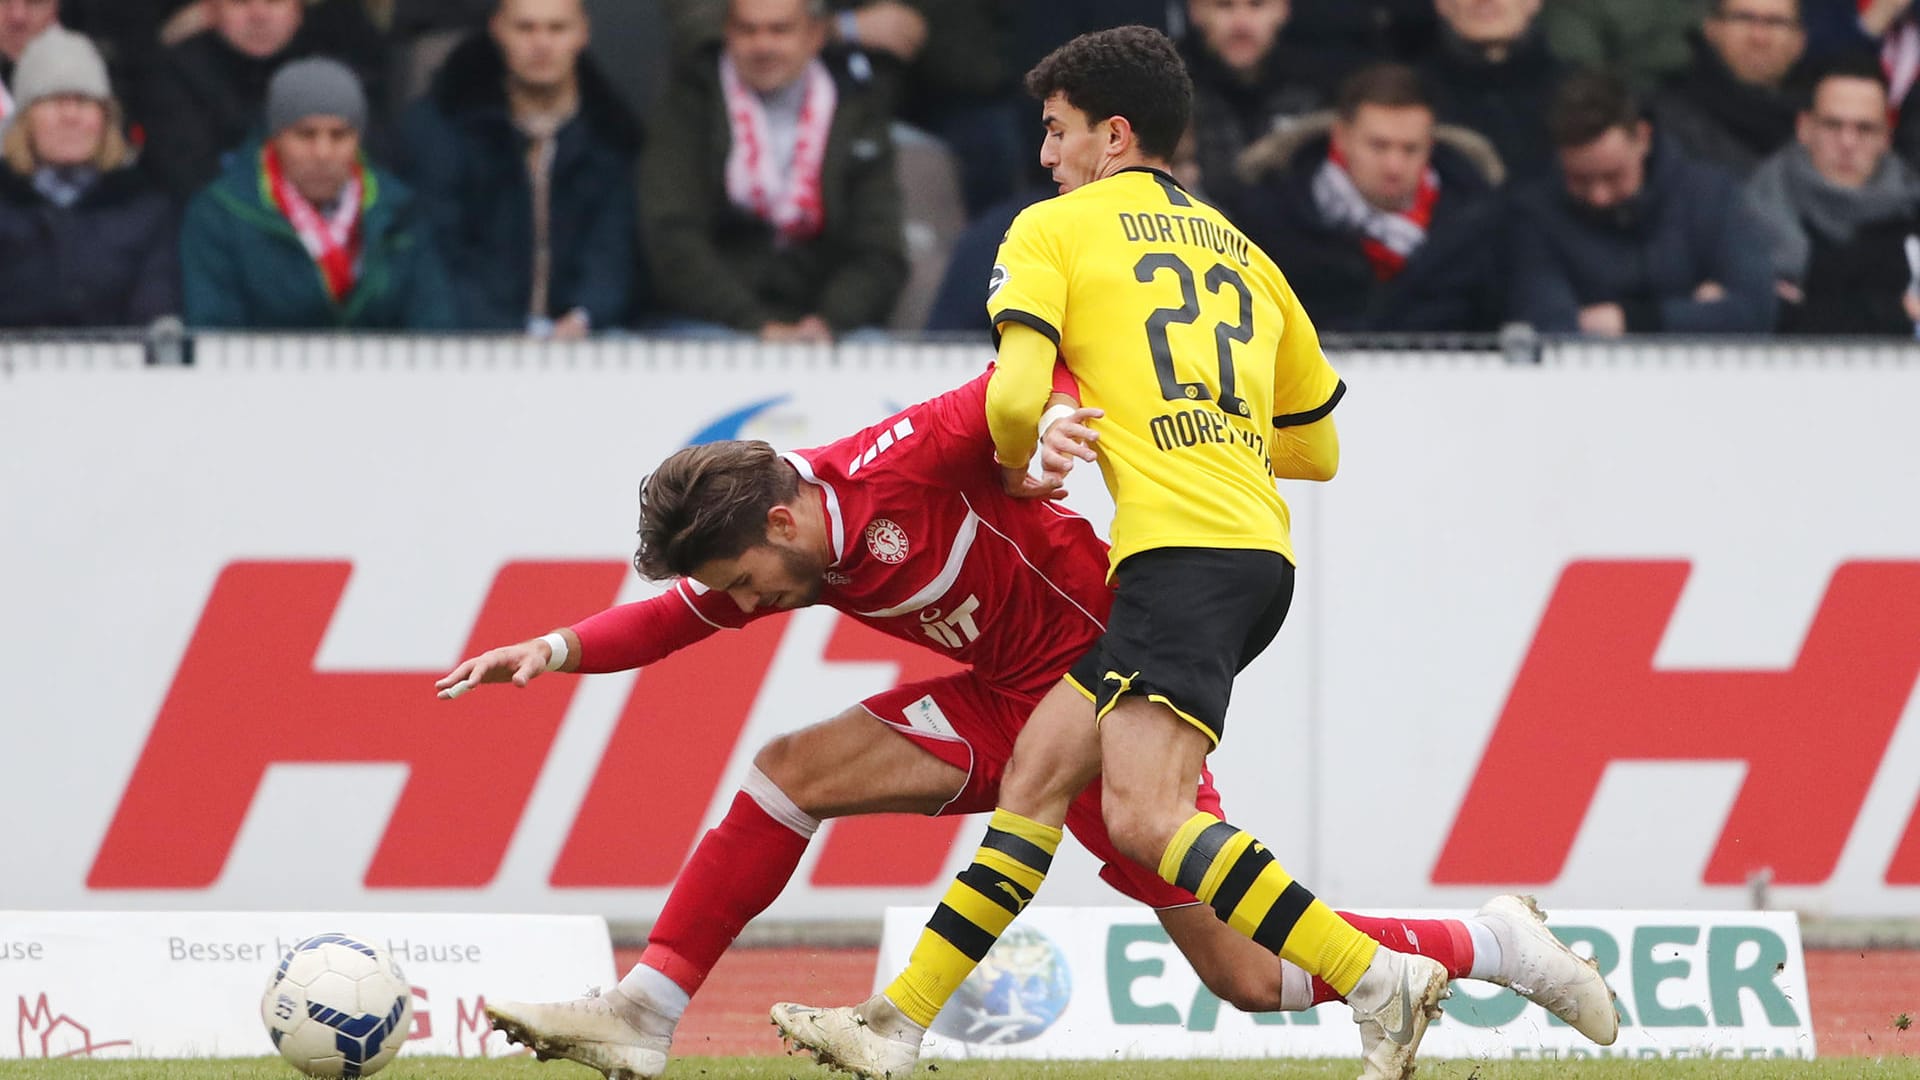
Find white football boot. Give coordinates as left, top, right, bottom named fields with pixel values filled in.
left=1478, top=894, right=1620, bottom=1045
left=486, top=988, right=671, bottom=1080
left=1348, top=948, right=1452, bottom=1080
left=770, top=993, right=926, bottom=1079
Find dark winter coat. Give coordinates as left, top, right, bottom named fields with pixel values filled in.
left=1234, top=113, right=1506, bottom=332
left=1508, top=137, right=1776, bottom=333
left=639, top=47, right=905, bottom=331
left=1420, top=26, right=1566, bottom=183
left=1181, top=33, right=1328, bottom=224
left=137, top=5, right=389, bottom=198
left=180, top=144, right=456, bottom=330
left=0, top=164, right=179, bottom=327
left=1652, top=31, right=1805, bottom=178
left=399, top=34, right=642, bottom=330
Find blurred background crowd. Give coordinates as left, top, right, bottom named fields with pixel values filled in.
left=4, top=0, right=1920, bottom=341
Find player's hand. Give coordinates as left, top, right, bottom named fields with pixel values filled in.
left=1001, top=464, right=1068, bottom=501
left=1039, top=407, right=1102, bottom=475
left=435, top=641, right=551, bottom=699
left=1577, top=302, right=1626, bottom=337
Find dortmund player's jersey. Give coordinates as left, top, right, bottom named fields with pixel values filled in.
left=987, top=167, right=1344, bottom=570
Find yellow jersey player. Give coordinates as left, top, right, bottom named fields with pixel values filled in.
left=769, top=25, right=1605, bottom=1080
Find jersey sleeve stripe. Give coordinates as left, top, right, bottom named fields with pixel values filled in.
left=1272, top=378, right=1347, bottom=429
left=991, top=309, right=1062, bottom=348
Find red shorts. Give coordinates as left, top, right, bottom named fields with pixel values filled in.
left=860, top=671, right=1224, bottom=910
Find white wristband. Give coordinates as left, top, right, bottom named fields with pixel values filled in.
left=540, top=632, right=570, bottom=673
left=1038, top=403, right=1077, bottom=441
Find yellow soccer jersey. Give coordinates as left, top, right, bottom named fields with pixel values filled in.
left=985, top=167, right=1344, bottom=570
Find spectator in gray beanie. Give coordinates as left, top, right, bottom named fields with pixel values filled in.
left=179, top=56, right=457, bottom=329
left=1746, top=56, right=1920, bottom=333
left=0, top=25, right=180, bottom=326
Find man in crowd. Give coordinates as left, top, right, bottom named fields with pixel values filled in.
left=0, top=0, right=60, bottom=121
left=180, top=58, right=456, bottom=329
left=1181, top=0, right=1328, bottom=218
left=402, top=0, right=641, bottom=336
left=1747, top=56, right=1920, bottom=332
left=1509, top=68, right=1775, bottom=334
left=1421, top=0, right=1565, bottom=181
left=1655, top=0, right=1809, bottom=176
left=1235, top=62, right=1506, bottom=331
left=642, top=0, right=904, bottom=341
left=139, top=0, right=387, bottom=197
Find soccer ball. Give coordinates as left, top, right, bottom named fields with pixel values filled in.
left=261, top=934, right=413, bottom=1078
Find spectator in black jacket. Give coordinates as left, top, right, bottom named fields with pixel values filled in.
left=0, top=26, right=177, bottom=326
left=137, top=0, right=388, bottom=198
left=1236, top=63, right=1507, bottom=331
left=1422, top=0, right=1565, bottom=182
left=1654, top=0, right=1808, bottom=177
left=1509, top=69, right=1775, bottom=334
left=401, top=0, right=641, bottom=335
left=1181, top=0, right=1328, bottom=220
left=1746, top=57, right=1920, bottom=333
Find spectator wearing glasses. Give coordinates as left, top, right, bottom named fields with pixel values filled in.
left=1655, top=0, right=1809, bottom=176
left=1746, top=56, right=1920, bottom=332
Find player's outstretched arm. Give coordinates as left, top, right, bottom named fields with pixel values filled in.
left=435, top=628, right=581, bottom=699
left=984, top=322, right=1059, bottom=471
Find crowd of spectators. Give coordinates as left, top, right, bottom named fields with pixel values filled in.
left=3, top=0, right=1920, bottom=339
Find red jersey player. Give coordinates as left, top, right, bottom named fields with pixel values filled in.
left=441, top=370, right=1613, bottom=1080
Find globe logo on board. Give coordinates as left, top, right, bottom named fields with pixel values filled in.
left=930, top=925, right=1071, bottom=1045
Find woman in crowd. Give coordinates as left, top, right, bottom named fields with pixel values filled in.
left=0, top=26, right=178, bottom=328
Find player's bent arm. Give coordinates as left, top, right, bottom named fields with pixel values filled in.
left=1270, top=413, right=1339, bottom=482
left=985, top=321, right=1059, bottom=468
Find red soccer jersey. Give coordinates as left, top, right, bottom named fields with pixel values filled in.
left=572, top=370, right=1112, bottom=697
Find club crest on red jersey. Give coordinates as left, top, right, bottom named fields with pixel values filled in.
left=865, top=519, right=910, bottom=564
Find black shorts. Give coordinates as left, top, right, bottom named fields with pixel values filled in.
left=1066, top=547, right=1294, bottom=746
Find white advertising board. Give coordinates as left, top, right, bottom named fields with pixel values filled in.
left=879, top=906, right=1816, bottom=1061
left=1, top=339, right=1918, bottom=919
left=0, top=910, right=613, bottom=1059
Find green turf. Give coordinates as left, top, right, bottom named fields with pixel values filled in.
left=3, top=1060, right=1918, bottom=1080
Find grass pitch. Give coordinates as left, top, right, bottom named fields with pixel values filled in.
left=2, top=1060, right=1917, bottom=1080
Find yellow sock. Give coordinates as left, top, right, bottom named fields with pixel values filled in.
left=884, top=808, right=1060, bottom=1027
left=1159, top=811, right=1379, bottom=996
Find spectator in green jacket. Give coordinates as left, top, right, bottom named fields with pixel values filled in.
left=181, top=57, right=456, bottom=329
left=641, top=0, right=905, bottom=340
left=1542, top=0, right=1711, bottom=96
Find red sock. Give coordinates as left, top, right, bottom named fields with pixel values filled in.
left=1308, top=913, right=1475, bottom=1005
left=638, top=789, right=812, bottom=996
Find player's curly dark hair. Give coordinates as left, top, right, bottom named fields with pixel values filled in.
left=634, top=440, right=799, bottom=581
left=1024, top=25, right=1192, bottom=161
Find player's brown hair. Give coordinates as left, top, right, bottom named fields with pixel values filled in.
left=634, top=440, right=799, bottom=581
left=1335, top=63, right=1431, bottom=123
left=1548, top=69, right=1641, bottom=148
left=1024, top=25, right=1193, bottom=161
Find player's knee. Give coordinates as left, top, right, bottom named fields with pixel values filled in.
left=1100, top=800, right=1169, bottom=868
left=751, top=735, right=813, bottom=809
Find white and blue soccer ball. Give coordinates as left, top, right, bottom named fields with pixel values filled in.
left=261, top=934, right=412, bottom=1078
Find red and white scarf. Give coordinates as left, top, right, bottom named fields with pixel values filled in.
left=720, top=54, right=835, bottom=245
left=1866, top=0, right=1920, bottom=116
left=264, top=145, right=364, bottom=304
left=1311, top=143, right=1439, bottom=281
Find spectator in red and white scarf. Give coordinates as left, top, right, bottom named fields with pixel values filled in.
left=180, top=57, right=456, bottom=329
left=1235, top=63, right=1508, bottom=331
left=640, top=0, right=906, bottom=340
